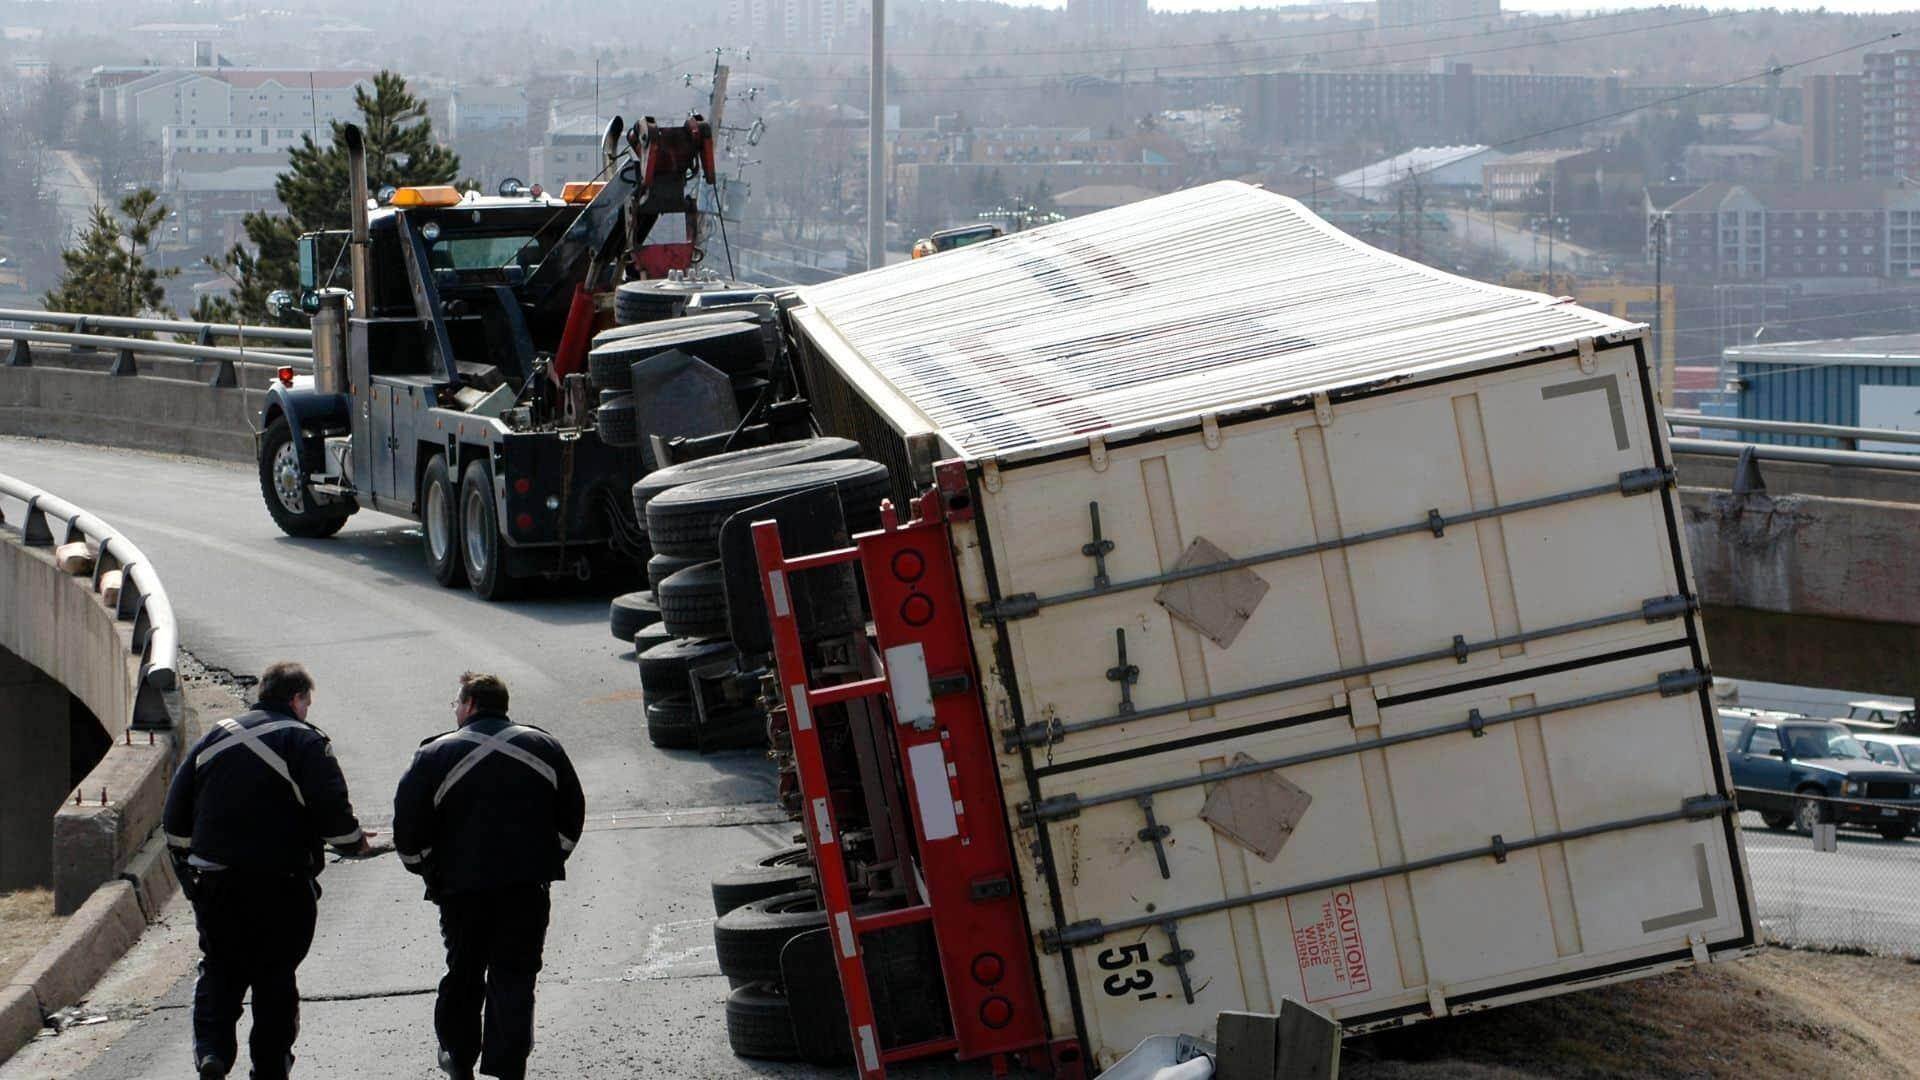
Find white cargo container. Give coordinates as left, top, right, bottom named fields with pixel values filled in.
left=788, top=181, right=1755, bottom=1069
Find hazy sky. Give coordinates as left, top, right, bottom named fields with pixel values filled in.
left=1013, top=0, right=1920, bottom=12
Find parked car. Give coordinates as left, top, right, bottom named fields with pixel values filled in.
left=1725, top=718, right=1920, bottom=840
left=1856, top=732, right=1920, bottom=773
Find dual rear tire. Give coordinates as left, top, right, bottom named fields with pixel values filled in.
left=419, top=454, right=519, bottom=600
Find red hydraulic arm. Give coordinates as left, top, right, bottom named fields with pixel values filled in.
left=753, top=486, right=1054, bottom=1079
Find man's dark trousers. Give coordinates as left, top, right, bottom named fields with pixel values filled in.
left=436, top=884, right=551, bottom=1080
left=190, top=873, right=318, bottom=1078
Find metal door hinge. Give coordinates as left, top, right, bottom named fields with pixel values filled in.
left=1088, top=436, right=1109, bottom=473
left=1578, top=338, right=1598, bottom=373
left=978, top=593, right=1041, bottom=623
left=1313, top=391, right=1334, bottom=427
left=981, top=458, right=1003, bottom=493
left=1201, top=413, right=1221, bottom=449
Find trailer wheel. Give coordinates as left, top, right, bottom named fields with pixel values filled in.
left=631, top=437, right=861, bottom=530
left=657, top=560, right=732, bottom=638
left=713, top=888, right=896, bottom=985
left=595, top=392, right=639, bottom=447
left=615, top=280, right=686, bottom=324
left=421, top=455, right=465, bottom=587
left=609, top=590, right=662, bottom=642
left=647, top=552, right=705, bottom=592
left=711, top=844, right=816, bottom=916
left=587, top=348, right=634, bottom=391
left=459, top=460, right=520, bottom=600
left=632, top=621, right=673, bottom=659
left=645, top=694, right=766, bottom=752
left=726, top=982, right=802, bottom=1061
left=258, top=417, right=349, bottom=539
left=646, top=460, right=892, bottom=559
left=638, top=636, right=737, bottom=699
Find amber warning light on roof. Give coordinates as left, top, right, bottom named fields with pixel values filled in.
left=561, top=181, right=606, bottom=205
left=390, top=185, right=462, bottom=209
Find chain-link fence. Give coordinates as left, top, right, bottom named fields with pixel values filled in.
left=1736, top=790, right=1920, bottom=958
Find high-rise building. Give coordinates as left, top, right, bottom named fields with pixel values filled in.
left=724, top=0, right=868, bottom=48
left=1804, top=74, right=1864, bottom=182
left=1377, top=0, right=1498, bottom=31
left=1066, top=0, right=1149, bottom=38
left=1863, top=50, right=1920, bottom=179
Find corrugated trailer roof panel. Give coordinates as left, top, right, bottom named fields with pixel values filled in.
left=796, top=181, right=1637, bottom=460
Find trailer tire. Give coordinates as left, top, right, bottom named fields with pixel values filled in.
left=646, top=460, right=892, bottom=559
left=631, top=437, right=862, bottom=530
left=638, top=635, right=737, bottom=698
left=609, top=590, right=662, bottom=642
left=644, top=694, right=762, bottom=750
left=420, top=454, right=466, bottom=587
left=615, top=280, right=686, bottom=324
left=596, top=392, right=639, bottom=446
left=711, top=845, right=816, bottom=916
left=713, top=889, right=895, bottom=985
left=725, top=982, right=802, bottom=1061
left=259, top=417, right=350, bottom=539
left=657, top=560, right=732, bottom=638
left=632, top=621, right=673, bottom=659
left=459, top=460, right=520, bottom=600
left=647, top=552, right=705, bottom=592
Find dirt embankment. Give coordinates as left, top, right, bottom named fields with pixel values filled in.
left=1344, top=949, right=1920, bottom=1080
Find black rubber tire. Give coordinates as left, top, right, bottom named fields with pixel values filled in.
left=1877, top=823, right=1912, bottom=842
left=646, top=460, right=891, bottom=559
left=632, top=437, right=861, bottom=530
left=595, top=309, right=757, bottom=349
left=725, top=982, right=801, bottom=1062
left=1793, top=786, right=1833, bottom=837
left=459, top=459, right=520, bottom=600
left=258, top=417, right=349, bottom=539
left=632, top=621, right=673, bottom=658
left=711, top=845, right=816, bottom=916
left=657, top=560, right=731, bottom=638
left=638, top=636, right=737, bottom=699
left=596, top=392, right=638, bottom=446
left=645, top=694, right=765, bottom=752
left=647, top=552, right=705, bottom=593
left=587, top=346, right=632, bottom=390
left=420, top=454, right=466, bottom=587
left=1760, top=811, right=1794, bottom=831
left=714, top=889, right=892, bottom=985
left=609, top=590, right=661, bottom=642
left=615, top=280, right=688, bottom=324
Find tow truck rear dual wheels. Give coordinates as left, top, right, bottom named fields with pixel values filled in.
left=258, top=418, right=350, bottom=539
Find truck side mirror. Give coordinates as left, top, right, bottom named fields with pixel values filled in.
left=266, top=289, right=292, bottom=318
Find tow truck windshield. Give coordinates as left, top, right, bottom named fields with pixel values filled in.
left=427, top=231, right=552, bottom=274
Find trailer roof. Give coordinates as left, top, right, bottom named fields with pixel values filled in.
left=794, top=181, right=1641, bottom=461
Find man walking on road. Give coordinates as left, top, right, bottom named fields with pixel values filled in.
left=394, top=672, right=586, bottom=1080
left=162, top=661, right=379, bottom=1080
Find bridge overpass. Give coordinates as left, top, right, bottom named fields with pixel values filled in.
left=1672, top=414, right=1920, bottom=707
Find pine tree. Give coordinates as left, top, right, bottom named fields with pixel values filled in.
left=43, top=189, right=179, bottom=319
left=213, top=71, right=460, bottom=323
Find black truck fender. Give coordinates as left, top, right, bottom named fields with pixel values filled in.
left=259, top=384, right=352, bottom=474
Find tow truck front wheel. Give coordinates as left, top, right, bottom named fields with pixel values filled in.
left=258, top=418, right=348, bottom=539
left=460, top=460, right=520, bottom=601
left=421, top=455, right=466, bottom=588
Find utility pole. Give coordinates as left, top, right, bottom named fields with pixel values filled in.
left=1545, top=173, right=1557, bottom=291
left=1410, top=168, right=1426, bottom=264
left=1651, top=210, right=1669, bottom=401
left=867, top=0, right=886, bottom=272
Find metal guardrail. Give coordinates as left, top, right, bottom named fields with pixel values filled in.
left=0, top=473, right=179, bottom=730
left=0, top=307, right=310, bottom=345
left=1666, top=411, right=1920, bottom=451
left=0, top=325, right=312, bottom=383
left=1668, top=436, right=1920, bottom=474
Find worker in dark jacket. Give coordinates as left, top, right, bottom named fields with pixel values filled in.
left=161, top=661, right=377, bottom=1080
left=394, top=671, right=585, bottom=1080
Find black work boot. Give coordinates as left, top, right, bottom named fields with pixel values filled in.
left=196, top=1056, right=228, bottom=1079
left=438, top=1047, right=476, bottom=1080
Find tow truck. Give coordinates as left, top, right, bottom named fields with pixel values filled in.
left=254, top=107, right=731, bottom=598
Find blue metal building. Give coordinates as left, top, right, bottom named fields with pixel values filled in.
left=1726, top=333, right=1920, bottom=448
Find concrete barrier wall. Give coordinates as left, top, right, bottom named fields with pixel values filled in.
left=0, top=523, right=182, bottom=913
left=0, top=364, right=258, bottom=462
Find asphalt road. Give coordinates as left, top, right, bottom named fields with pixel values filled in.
left=0, top=436, right=831, bottom=1079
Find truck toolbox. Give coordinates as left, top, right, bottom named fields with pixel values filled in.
left=775, top=181, right=1755, bottom=1071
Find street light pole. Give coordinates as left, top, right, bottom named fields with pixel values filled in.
left=867, top=0, right=886, bottom=272
left=1651, top=210, right=1669, bottom=402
